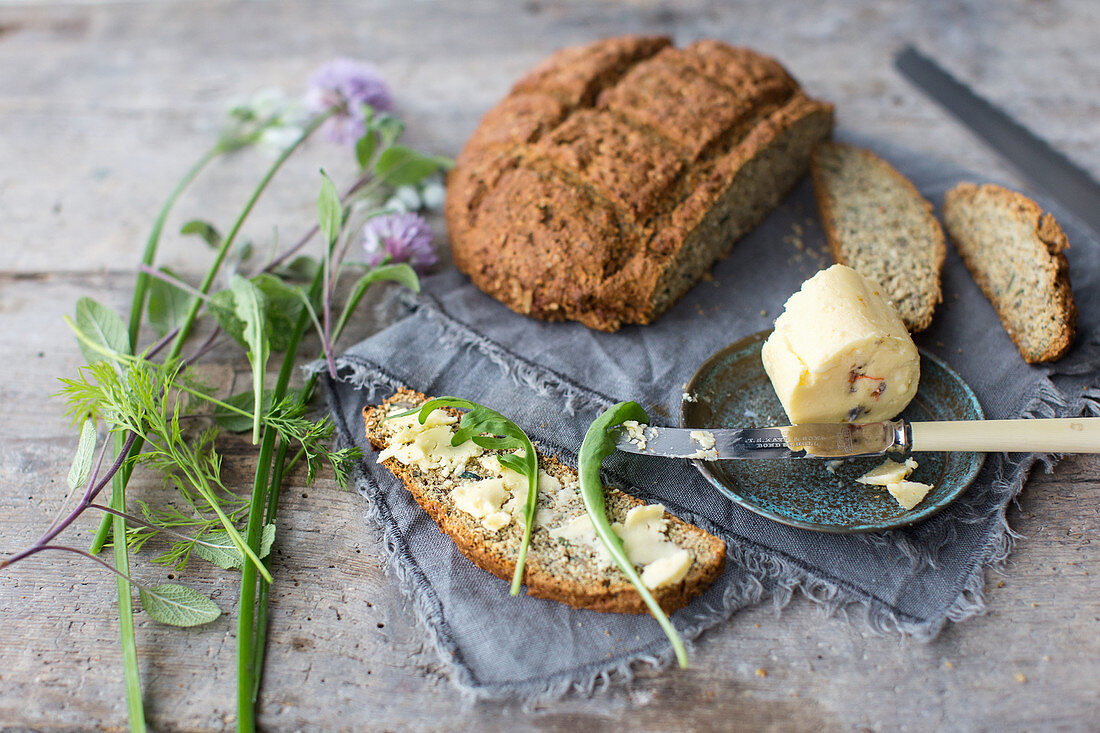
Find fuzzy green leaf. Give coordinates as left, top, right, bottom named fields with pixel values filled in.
left=192, top=524, right=275, bottom=569
left=74, top=297, right=131, bottom=364
left=317, top=172, right=343, bottom=247
left=179, top=219, right=223, bottom=249
left=355, top=130, right=377, bottom=169
left=272, top=255, right=320, bottom=283
left=249, top=274, right=304, bottom=351
left=372, top=146, right=452, bottom=187
left=229, top=274, right=270, bottom=444
left=139, top=583, right=221, bottom=627
left=67, top=419, right=97, bottom=490
left=209, top=275, right=303, bottom=352
left=146, top=267, right=195, bottom=338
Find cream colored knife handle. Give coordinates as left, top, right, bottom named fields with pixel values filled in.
left=910, top=418, right=1100, bottom=453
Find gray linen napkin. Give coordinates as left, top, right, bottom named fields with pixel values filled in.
left=322, top=135, right=1100, bottom=701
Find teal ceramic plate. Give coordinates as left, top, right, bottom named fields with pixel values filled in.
left=681, top=331, right=986, bottom=533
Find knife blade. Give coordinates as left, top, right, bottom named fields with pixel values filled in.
left=614, top=417, right=1100, bottom=460
left=894, top=45, right=1100, bottom=237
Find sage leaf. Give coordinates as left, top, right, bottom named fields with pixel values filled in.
left=139, top=583, right=221, bottom=627
left=229, top=274, right=270, bottom=444
left=249, top=274, right=304, bottom=351
left=146, top=267, right=194, bottom=338
left=372, top=146, right=452, bottom=187
left=74, top=297, right=131, bottom=364
left=192, top=524, right=276, bottom=570
left=66, top=419, right=97, bottom=490
left=317, top=172, right=343, bottom=247
left=180, top=219, right=223, bottom=249
left=332, top=263, right=420, bottom=339
left=272, top=255, right=320, bottom=283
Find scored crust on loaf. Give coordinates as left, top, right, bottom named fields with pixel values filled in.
left=811, top=142, right=946, bottom=332
left=942, top=182, right=1077, bottom=363
left=363, top=389, right=726, bottom=613
left=446, top=36, right=835, bottom=331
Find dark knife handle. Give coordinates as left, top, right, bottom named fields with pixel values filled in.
left=895, top=45, right=1100, bottom=238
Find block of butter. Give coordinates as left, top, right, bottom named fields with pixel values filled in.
left=762, top=264, right=919, bottom=423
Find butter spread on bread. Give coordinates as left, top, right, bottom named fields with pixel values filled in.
left=363, top=390, right=726, bottom=612
left=761, top=264, right=919, bottom=424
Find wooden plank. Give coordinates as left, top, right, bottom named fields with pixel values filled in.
left=0, top=1, right=1098, bottom=730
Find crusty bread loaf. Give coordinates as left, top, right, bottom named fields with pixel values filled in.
left=363, top=389, right=726, bottom=613
left=811, top=142, right=946, bottom=332
left=446, top=36, right=834, bottom=331
left=942, top=183, right=1077, bottom=363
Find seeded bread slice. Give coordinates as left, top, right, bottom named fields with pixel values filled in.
left=942, top=182, right=1077, bottom=363
left=363, top=389, right=726, bottom=614
left=811, top=142, right=946, bottom=332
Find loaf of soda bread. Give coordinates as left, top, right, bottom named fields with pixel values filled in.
left=363, top=390, right=726, bottom=613
left=446, top=36, right=834, bottom=331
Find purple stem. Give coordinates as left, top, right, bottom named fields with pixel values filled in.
left=13, top=545, right=147, bottom=589
left=136, top=264, right=209, bottom=302
left=46, top=436, right=111, bottom=534
left=2, top=432, right=138, bottom=569
left=262, top=168, right=373, bottom=274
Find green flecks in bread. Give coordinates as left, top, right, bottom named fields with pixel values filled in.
left=943, top=183, right=1077, bottom=363
left=811, top=142, right=946, bottom=332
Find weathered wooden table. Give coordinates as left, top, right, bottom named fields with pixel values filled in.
left=2, top=1, right=1098, bottom=730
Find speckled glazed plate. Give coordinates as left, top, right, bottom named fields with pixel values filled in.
left=681, top=331, right=986, bottom=533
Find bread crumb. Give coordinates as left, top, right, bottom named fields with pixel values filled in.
left=754, top=623, right=760, bottom=628
left=996, top=580, right=1005, bottom=588
left=943, top=660, right=955, bottom=670
left=760, top=309, right=768, bottom=317
left=1015, top=673, right=1027, bottom=684
left=755, top=668, right=767, bottom=678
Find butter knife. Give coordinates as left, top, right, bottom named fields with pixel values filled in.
left=614, top=418, right=1100, bottom=460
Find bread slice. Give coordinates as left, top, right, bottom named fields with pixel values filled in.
left=811, top=142, right=946, bottom=332
left=363, top=389, right=726, bottom=613
left=942, top=182, right=1077, bottom=363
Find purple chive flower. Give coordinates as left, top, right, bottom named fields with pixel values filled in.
left=306, top=58, right=394, bottom=146
left=360, top=213, right=437, bottom=273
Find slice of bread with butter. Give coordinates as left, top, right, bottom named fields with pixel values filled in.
left=363, top=390, right=726, bottom=613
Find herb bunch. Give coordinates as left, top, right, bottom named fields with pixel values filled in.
left=1, top=59, right=450, bottom=732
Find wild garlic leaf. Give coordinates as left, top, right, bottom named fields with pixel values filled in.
left=139, top=583, right=221, bottom=627
left=410, top=397, right=538, bottom=596
left=372, top=146, right=452, bottom=188
left=317, top=172, right=343, bottom=247
left=229, top=274, right=270, bottom=444
left=214, top=389, right=276, bottom=433
left=355, top=129, right=377, bottom=169
left=179, top=219, right=223, bottom=249
left=66, top=418, right=97, bottom=490
left=146, top=267, right=195, bottom=338
left=192, top=524, right=276, bottom=570
left=332, top=263, right=420, bottom=340
left=578, top=401, right=688, bottom=669
left=74, top=297, right=131, bottom=364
